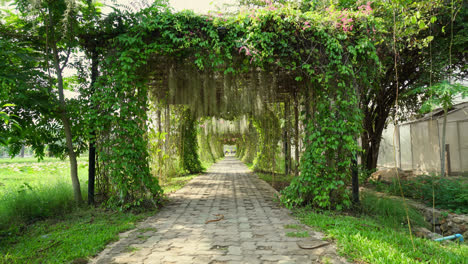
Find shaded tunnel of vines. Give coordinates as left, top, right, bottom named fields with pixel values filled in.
left=84, top=2, right=386, bottom=210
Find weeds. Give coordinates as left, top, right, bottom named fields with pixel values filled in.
left=284, top=224, right=302, bottom=230
left=286, top=231, right=309, bottom=238
left=0, top=180, right=86, bottom=232
left=293, top=193, right=468, bottom=263
left=373, top=176, right=468, bottom=214
left=0, top=156, right=208, bottom=263
left=360, top=192, right=428, bottom=229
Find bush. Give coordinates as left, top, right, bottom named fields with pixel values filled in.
left=378, top=176, right=468, bottom=214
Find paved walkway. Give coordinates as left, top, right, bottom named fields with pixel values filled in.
left=92, top=157, right=348, bottom=264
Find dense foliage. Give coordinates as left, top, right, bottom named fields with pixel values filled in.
left=1, top=0, right=465, bottom=210
left=179, top=108, right=203, bottom=173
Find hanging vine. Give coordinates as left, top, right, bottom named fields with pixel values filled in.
left=89, top=1, right=381, bottom=209
left=179, top=108, right=203, bottom=174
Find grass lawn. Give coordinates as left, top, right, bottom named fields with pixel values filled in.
left=0, top=157, right=88, bottom=190
left=0, top=156, right=209, bottom=264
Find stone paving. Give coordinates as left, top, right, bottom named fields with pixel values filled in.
left=91, top=157, right=348, bottom=264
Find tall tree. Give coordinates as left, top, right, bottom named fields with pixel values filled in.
left=6, top=0, right=85, bottom=203
left=359, top=0, right=467, bottom=172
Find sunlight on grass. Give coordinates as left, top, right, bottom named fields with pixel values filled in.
left=296, top=209, right=468, bottom=263
left=0, top=157, right=88, bottom=190
left=161, top=174, right=199, bottom=194
left=0, top=156, right=219, bottom=263
left=0, top=208, right=149, bottom=264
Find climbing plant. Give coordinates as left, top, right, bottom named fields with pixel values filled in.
left=252, top=108, right=281, bottom=172
left=198, top=121, right=216, bottom=164
left=86, top=1, right=381, bottom=209
left=179, top=108, right=203, bottom=174
left=238, top=123, right=258, bottom=164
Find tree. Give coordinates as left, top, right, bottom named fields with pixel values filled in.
left=0, top=9, right=55, bottom=156
left=359, top=0, right=467, bottom=173
left=2, top=0, right=86, bottom=203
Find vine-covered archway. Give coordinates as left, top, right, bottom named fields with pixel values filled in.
left=91, top=2, right=379, bottom=209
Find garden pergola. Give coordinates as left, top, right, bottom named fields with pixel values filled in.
left=81, top=2, right=378, bottom=209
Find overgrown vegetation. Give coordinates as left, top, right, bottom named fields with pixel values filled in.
left=0, top=157, right=204, bottom=264
left=179, top=108, right=203, bottom=174
left=0, top=158, right=88, bottom=230
left=2, top=0, right=466, bottom=211
left=360, top=192, right=428, bottom=228
left=0, top=208, right=149, bottom=264
left=254, top=169, right=467, bottom=263
left=295, top=197, right=468, bottom=264
left=372, top=176, right=468, bottom=214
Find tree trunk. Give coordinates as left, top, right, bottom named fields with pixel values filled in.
left=164, top=104, right=170, bottom=152
left=88, top=140, right=95, bottom=204
left=362, top=134, right=381, bottom=171
left=440, top=108, right=448, bottom=177
left=304, top=88, right=311, bottom=146
left=361, top=111, right=388, bottom=172
left=20, top=146, right=25, bottom=157
left=49, top=11, right=83, bottom=203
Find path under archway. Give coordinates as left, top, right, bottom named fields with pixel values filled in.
left=92, top=157, right=348, bottom=264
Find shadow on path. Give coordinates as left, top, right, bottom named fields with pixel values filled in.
left=91, top=157, right=348, bottom=264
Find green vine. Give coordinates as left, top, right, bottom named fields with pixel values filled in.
left=179, top=108, right=203, bottom=174
left=90, top=2, right=380, bottom=209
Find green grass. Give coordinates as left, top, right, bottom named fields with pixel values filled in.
left=248, top=169, right=468, bottom=263
left=360, top=192, right=428, bottom=229
left=284, top=224, right=302, bottom=230
left=0, top=156, right=88, bottom=164
left=160, top=174, right=199, bottom=193
left=0, top=157, right=88, bottom=190
left=0, top=181, right=86, bottom=231
left=0, top=208, right=150, bottom=264
left=371, top=176, right=468, bottom=214
left=295, top=200, right=468, bottom=263
left=0, top=155, right=211, bottom=264
left=286, top=231, right=309, bottom=238
left=256, top=172, right=294, bottom=191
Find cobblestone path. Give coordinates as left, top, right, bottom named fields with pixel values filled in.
left=92, top=157, right=348, bottom=264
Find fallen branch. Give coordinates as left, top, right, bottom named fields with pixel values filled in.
left=205, top=214, right=224, bottom=224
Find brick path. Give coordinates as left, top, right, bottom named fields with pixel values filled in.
left=91, top=157, right=348, bottom=264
